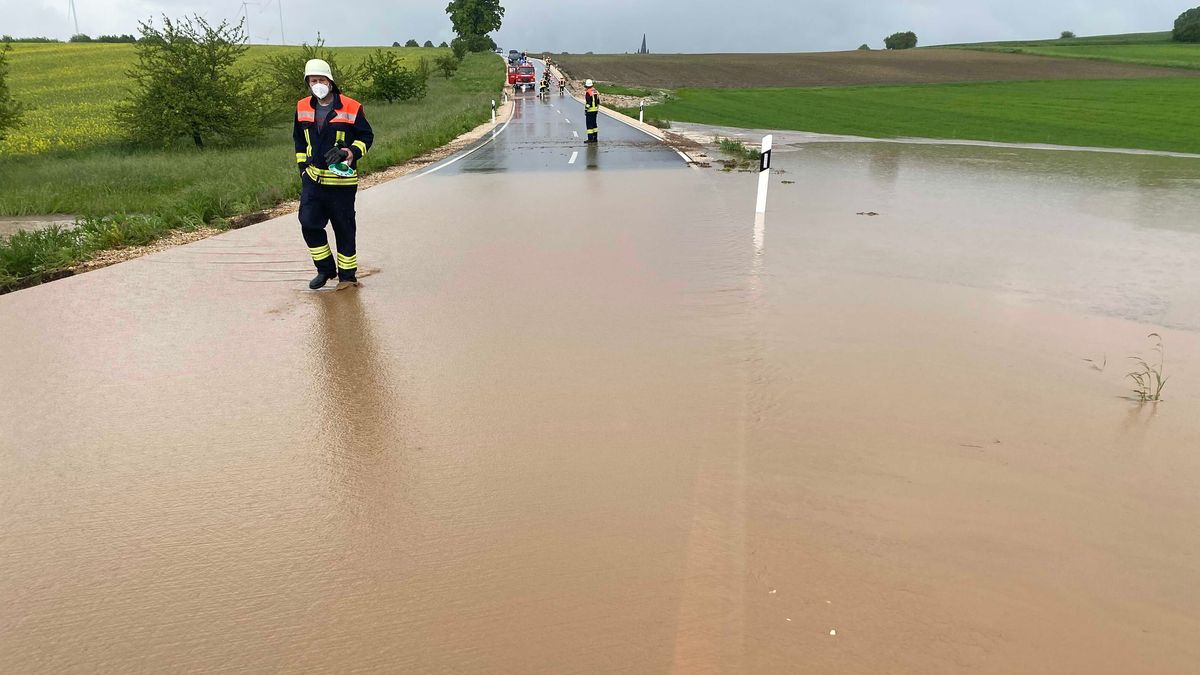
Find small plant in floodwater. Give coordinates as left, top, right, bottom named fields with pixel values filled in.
left=1126, top=333, right=1167, bottom=402
left=716, top=136, right=761, bottom=169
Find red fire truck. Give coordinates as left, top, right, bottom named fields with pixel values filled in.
left=507, top=63, right=537, bottom=92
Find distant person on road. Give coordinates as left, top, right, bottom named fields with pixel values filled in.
left=293, top=59, right=374, bottom=290
left=584, top=80, right=600, bottom=144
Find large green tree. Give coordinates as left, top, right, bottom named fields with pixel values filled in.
left=445, top=0, right=504, bottom=51
left=120, top=15, right=269, bottom=148
left=1174, top=7, right=1200, bottom=42
left=884, top=31, right=918, bottom=50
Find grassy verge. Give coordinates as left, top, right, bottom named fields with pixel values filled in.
left=647, top=78, right=1200, bottom=154
left=0, top=50, right=502, bottom=293
left=595, top=82, right=658, bottom=98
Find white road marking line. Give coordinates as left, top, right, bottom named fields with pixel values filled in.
left=556, top=109, right=561, bottom=114
left=414, top=115, right=513, bottom=178
left=564, top=118, right=571, bottom=124
left=572, top=130, right=579, bottom=138
left=568, top=151, right=579, bottom=165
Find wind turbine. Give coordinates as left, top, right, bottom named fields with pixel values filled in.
left=240, top=1, right=257, bottom=43
left=243, top=0, right=287, bottom=45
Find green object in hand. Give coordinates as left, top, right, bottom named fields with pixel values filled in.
left=324, top=142, right=356, bottom=177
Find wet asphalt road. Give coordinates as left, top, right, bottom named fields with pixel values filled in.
left=432, top=60, right=685, bottom=174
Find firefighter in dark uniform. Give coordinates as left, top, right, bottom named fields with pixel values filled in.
left=293, top=59, right=374, bottom=290
left=583, top=79, right=600, bottom=143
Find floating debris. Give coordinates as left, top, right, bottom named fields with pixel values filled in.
left=856, top=211, right=880, bottom=216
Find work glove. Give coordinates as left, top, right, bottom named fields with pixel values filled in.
left=324, top=143, right=348, bottom=168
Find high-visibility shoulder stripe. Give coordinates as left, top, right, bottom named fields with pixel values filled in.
left=297, top=98, right=316, bottom=122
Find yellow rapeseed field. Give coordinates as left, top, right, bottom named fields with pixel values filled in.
left=3, top=42, right=444, bottom=156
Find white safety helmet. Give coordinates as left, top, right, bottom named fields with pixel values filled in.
left=304, top=59, right=335, bottom=84
left=584, top=79, right=594, bottom=87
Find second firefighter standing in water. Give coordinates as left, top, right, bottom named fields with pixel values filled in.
left=293, top=59, right=374, bottom=290
left=584, top=79, right=600, bottom=144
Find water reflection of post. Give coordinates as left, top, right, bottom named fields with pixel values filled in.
left=867, top=143, right=902, bottom=187
left=753, top=213, right=765, bottom=258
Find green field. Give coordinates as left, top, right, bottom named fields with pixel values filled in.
left=940, top=31, right=1174, bottom=47
left=0, top=43, right=503, bottom=291
left=642, top=78, right=1200, bottom=154
left=966, top=44, right=1200, bottom=70
left=1, top=42, right=460, bottom=156
left=942, top=31, right=1200, bottom=70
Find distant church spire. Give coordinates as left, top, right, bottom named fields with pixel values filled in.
left=638, top=34, right=649, bottom=54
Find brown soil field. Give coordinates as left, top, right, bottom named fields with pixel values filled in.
left=553, top=50, right=1200, bottom=88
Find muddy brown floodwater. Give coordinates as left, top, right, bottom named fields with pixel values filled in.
left=2, top=140, right=1200, bottom=672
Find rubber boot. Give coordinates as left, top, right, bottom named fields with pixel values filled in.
left=309, top=271, right=337, bottom=290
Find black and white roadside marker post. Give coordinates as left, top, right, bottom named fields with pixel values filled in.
left=754, top=134, right=773, bottom=251
left=491, top=99, right=497, bottom=124
left=639, top=99, right=645, bottom=124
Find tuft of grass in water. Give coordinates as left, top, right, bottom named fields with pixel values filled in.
left=1126, top=333, right=1168, bottom=402
left=715, top=136, right=762, bottom=170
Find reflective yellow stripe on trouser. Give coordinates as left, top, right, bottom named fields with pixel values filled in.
left=336, top=252, right=358, bottom=270
left=309, top=245, right=332, bottom=262
left=305, top=166, right=359, bottom=186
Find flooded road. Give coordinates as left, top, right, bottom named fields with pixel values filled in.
left=3, top=124, right=1200, bottom=672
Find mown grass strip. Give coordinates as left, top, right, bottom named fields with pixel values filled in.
left=961, top=44, right=1200, bottom=70
left=595, top=82, right=658, bottom=98
left=649, top=78, right=1200, bottom=154
left=937, top=31, right=1174, bottom=48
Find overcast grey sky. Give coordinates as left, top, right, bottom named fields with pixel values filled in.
left=2, top=0, right=1190, bottom=52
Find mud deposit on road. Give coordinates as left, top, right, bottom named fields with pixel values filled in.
left=3, top=144, right=1200, bottom=672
